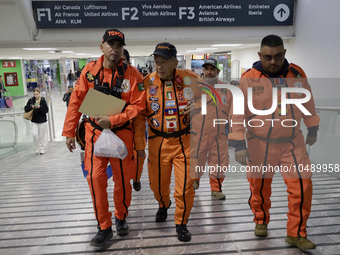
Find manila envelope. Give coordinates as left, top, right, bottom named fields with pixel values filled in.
left=78, top=88, right=126, bottom=117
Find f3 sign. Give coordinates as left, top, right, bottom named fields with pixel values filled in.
left=201, top=84, right=312, bottom=116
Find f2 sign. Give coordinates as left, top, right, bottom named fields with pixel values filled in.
left=201, top=84, right=312, bottom=116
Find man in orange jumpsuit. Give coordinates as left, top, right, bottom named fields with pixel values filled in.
left=134, top=42, right=199, bottom=242
left=63, top=29, right=145, bottom=247
left=122, top=48, right=146, bottom=191
left=229, top=35, right=319, bottom=249
left=192, top=59, right=231, bottom=200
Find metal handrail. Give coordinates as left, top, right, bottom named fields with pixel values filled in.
left=0, top=111, right=24, bottom=117
left=315, top=107, right=340, bottom=112
left=0, top=109, right=54, bottom=142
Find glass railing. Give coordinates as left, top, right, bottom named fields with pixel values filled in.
left=1, top=99, right=339, bottom=166
left=0, top=109, right=34, bottom=159
left=301, top=106, right=340, bottom=166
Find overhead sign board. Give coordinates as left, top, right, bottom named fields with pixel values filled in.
left=32, top=0, right=294, bottom=28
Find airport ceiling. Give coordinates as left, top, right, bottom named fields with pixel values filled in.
left=0, top=0, right=290, bottom=60
left=0, top=41, right=259, bottom=61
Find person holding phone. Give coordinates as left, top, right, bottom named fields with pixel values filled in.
left=24, top=88, right=49, bottom=154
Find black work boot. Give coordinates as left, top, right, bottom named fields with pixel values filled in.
left=90, top=226, right=113, bottom=246
left=133, top=181, right=141, bottom=191
left=115, top=216, right=129, bottom=236
left=155, top=200, right=171, bottom=222
left=176, top=224, right=191, bottom=242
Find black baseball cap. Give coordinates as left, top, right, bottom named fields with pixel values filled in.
left=102, top=29, right=126, bottom=45
left=202, top=58, right=218, bottom=68
left=151, top=42, right=177, bottom=59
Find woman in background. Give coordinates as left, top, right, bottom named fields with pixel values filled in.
left=24, top=88, right=49, bottom=154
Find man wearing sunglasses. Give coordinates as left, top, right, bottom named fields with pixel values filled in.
left=229, top=35, right=319, bottom=250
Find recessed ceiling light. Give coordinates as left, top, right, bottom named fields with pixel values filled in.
left=76, top=53, right=91, bottom=55
left=196, top=48, right=218, bottom=51
left=185, top=50, right=201, bottom=53
left=23, top=48, right=57, bottom=51
left=210, top=44, right=242, bottom=47
left=62, top=51, right=74, bottom=54
left=48, top=51, right=55, bottom=53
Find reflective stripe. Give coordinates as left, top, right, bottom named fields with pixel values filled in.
left=259, top=142, right=270, bottom=224
left=291, top=150, right=304, bottom=237
left=119, top=159, right=128, bottom=219
left=158, top=138, right=165, bottom=208
left=90, top=128, right=99, bottom=225
left=179, top=136, right=188, bottom=225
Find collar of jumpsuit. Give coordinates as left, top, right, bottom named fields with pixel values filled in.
left=252, top=59, right=290, bottom=78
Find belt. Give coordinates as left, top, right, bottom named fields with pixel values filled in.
left=247, top=130, right=295, bottom=144
left=89, top=118, right=131, bottom=133
left=149, top=126, right=190, bottom=138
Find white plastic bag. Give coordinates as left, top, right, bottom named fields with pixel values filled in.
left=94, top=129, right=128, bottom=159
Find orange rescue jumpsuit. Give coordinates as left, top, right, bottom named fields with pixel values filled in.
left=229, top=62, right=320, bottom=238
left=134, top=69, right=199, bottom=225
left=62, top=56, right=145, bottom=230
left=133, top=113, right=147, bottom=184
left=131, top=69, right=146, bottom=184
left=192, top=79, right=231, bottom=192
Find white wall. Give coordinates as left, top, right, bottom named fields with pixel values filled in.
left=231, top=47, right=259, bottom=78
left=287, top=0, right=340, bottom=79
left=232, top=0, right=340, bottom=100
left=287, top=0, right=340, bottom=100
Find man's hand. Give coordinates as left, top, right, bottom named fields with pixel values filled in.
left=183, top=104, right=197, bottom=118
left=94, top=116, right=111, bottom=129
left=235, top=149, right=249, bottom=165
left=306, top=136, right=317, bottom=146
left=66, top=137, right=76, bottom=152
left=136, top=150, right=146, bottom=159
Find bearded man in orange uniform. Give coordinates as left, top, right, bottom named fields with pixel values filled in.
left=192, top=58, right=231, bottom=200
left=229, top=35, right=319, bottom=250
left=63, top=29, right=145, bottom=247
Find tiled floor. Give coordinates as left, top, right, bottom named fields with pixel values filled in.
left=0, top=89, right=340, bottom=254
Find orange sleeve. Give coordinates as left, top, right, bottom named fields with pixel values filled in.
left=288, top=65, right=320, bottom=128
left=62, top=64, right=91, bottom=138
left=301, top=77, right=320, bottom=127
left=133, top=110, right=147, bottom=150
left=228, top=77, right=247, bottom=141
left=190, top=76, right=206, bottom=110
left=109, top=68, right=146, bottom=128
